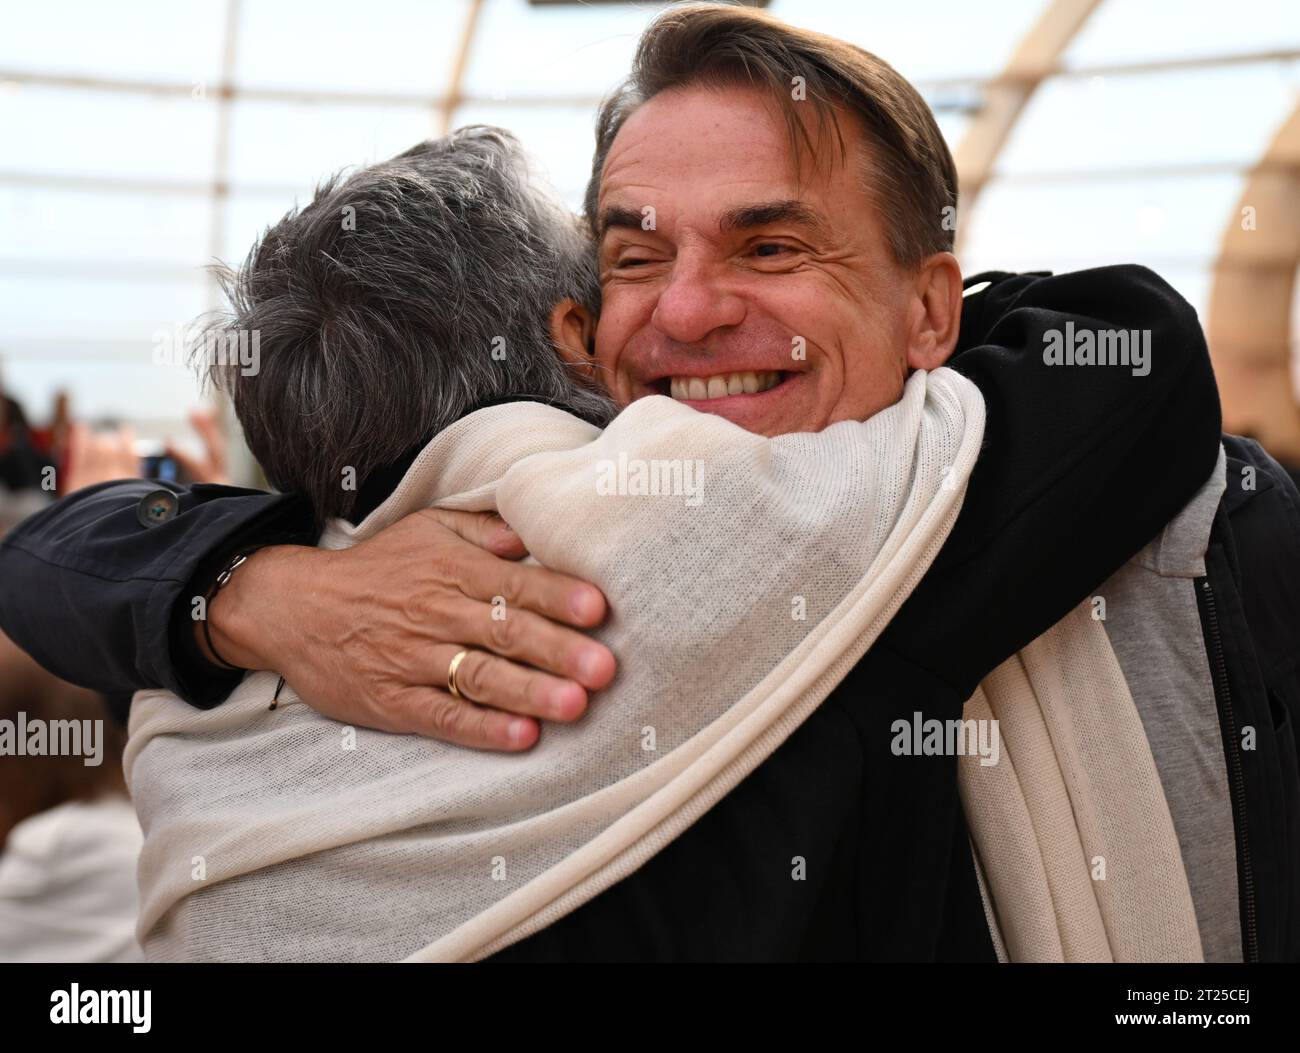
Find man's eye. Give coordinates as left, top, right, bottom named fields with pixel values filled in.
left=753, top=243, right=791, bottom=258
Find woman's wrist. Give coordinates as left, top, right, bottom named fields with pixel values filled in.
left=195, top=545, right=311, bottom=671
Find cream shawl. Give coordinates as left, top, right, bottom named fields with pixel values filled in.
left=125, top=362, right=1200, bottom=962
left=125, top=368, right=983, bottom=961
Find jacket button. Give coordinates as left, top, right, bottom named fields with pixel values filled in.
left=136, top=489, right=179, bottom=527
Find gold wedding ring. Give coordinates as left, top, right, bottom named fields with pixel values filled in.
left=447, top=649, right=471, bottom=699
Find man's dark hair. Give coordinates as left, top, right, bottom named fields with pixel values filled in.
left=197, top=126, right=615, bottom=521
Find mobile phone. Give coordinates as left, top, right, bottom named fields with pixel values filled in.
left=134, top=439, right=182, bottom=483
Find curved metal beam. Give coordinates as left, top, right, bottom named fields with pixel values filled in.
left=953, top=0, right=1102, bottom=252
left=440, top=0, right=485, bottom=135
left=1205, top=103, right=1300, bottom=463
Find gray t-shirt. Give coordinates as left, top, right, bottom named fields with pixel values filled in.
left=1100, top=446, right=1241, bottom=962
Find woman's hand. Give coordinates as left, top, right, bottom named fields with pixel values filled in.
left=200, top=507, right=617, bottom=750
left=165, top=407, right=231, bottom=485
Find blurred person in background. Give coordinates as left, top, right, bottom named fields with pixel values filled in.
left=0, top=384, right=54, bottom=496
left=25, top=389, right=73, bottom=474
left=0, top=376, right=57, bottom=535
left=59, top=407, right=232, bottom=494
left=0, top=628, right=140, bottom=963
left=0, top=404, right=229, bottom=963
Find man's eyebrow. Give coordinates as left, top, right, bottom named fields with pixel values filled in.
left=718, top=199, right=829, bottom=237
left=597, top=205, right=648, bottom=239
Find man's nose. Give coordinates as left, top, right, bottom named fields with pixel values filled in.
left=650, top=259, right=746, bottom=346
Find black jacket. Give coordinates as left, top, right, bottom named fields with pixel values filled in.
left=2, top=266, right=1296, bottom=960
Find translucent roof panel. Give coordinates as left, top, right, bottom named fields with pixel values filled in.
left=3, top=0, right=1297, bottom=455
left=961, top=172, right=1245, bottom=268
left=996, top=61, right=1300, bottom=176
left=0, top=85, right=220, bottom=183
left=771, top=0, right=1046, bottom=84
left=0, top=186, right=212, bottom=267
left=0, top=272, right=213, bottom=431
left=460, top=0, right=673, bottom=101
left=966, top=45, right=1300, bottom=325
left=226, top=98, right=438, bottom=190
left=460, top=0, right=1043, bottom=102
left=235, top=0, right=470, bottom=96
left=0, top=273, right=209, bottom=344
left=2, top=0, right=225, bottom=83
left=453, top=101, right=598, bottom=208
left=1065, top=0, right=1300, bottom=68
left=958, top=172, right=1245, bottom=320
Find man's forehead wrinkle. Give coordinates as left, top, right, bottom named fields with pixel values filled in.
left=598, top=91, right=840, bottom=245
left=605, top=144, right=750, bottom=190
left=603, top=100, right=784, bottom=183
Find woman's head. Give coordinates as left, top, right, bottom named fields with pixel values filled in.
left=197, top=126, right=616, bottom=520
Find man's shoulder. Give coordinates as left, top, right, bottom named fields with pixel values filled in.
left=1220, top=434, right=1299, bottom=517
left=1215, top=434, right=1300, bottom=680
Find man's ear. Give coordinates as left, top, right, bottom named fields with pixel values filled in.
left=904, top=252, right=963, bottom=372
left=549, top=298, right=596, bottom=379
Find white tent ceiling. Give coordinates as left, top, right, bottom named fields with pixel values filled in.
left=1, top=0, right=1297, bottom=444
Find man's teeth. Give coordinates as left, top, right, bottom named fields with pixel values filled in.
left=668, top=371, right=782, bottom=401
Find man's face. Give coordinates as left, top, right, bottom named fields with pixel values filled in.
left=593, top=82, right=930, bottom=435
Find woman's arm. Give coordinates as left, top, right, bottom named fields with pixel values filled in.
left=0, top=480, right=312, bottom=716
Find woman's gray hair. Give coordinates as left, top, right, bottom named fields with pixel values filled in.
left=196, top=126, right=615, bottom=520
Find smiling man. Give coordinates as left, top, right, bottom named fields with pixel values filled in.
left=591, top=88, right=957, bottom=437
left=2, top=4, right=1298, bottom=961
